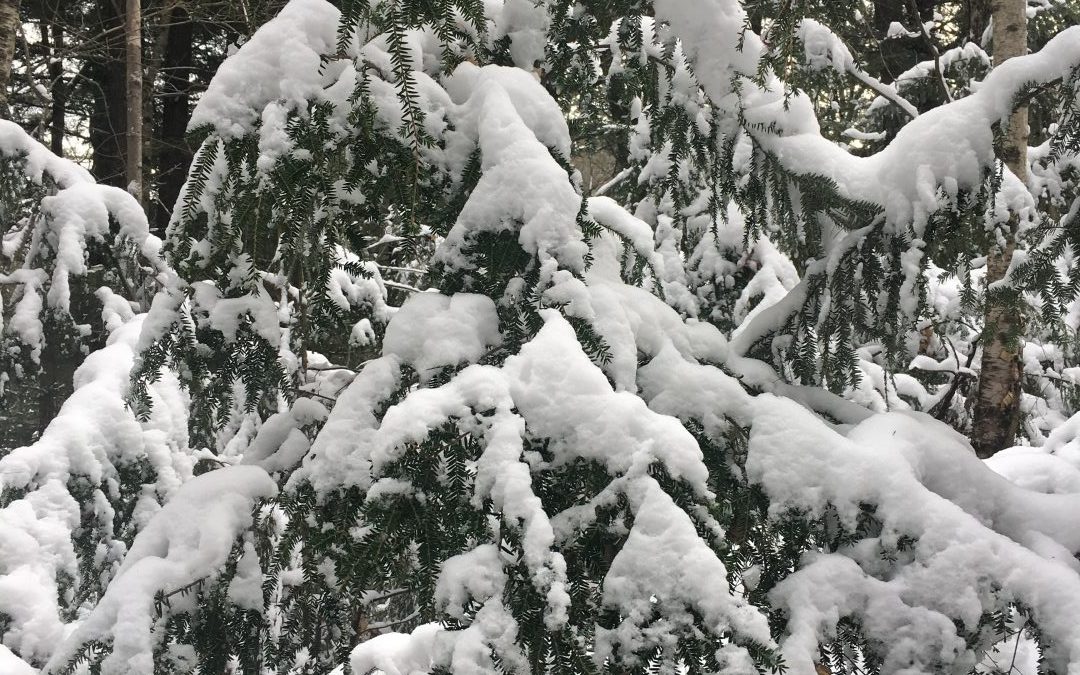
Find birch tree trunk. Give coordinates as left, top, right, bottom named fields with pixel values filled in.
left=0, top=0, right=19, bottom=113
left=125, top=0, right=143, bottom=204
left=972, top=0, right=1027, bottom=458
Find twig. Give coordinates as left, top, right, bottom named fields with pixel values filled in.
left=377, top=264, right=427, bottom=275
left=593, top=167, right=633, bottom=196
left=383, top=280, right=422, bottom=293
left=847, top=66, right=919, bottom=120
left=357, top=610, right=421, bottom=635
left=305, top=364, right=360, bottom=373
left=293, top=389, right=337, bottom=403
left=1007, top=616, right=1029, bottom=675
left=907, top=0, right=953, bottom=102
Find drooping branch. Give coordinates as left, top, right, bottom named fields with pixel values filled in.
left=655, top=0, right=1080, bottom=231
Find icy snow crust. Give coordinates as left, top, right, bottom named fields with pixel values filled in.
left=4, top=0, right=1080, bottom=673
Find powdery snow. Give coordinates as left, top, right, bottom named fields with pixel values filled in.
left=44, top=466, right=277, bottom=674
left=0, top=313, right=194, bottom=667
left=656, top=0, right=1080, bottom=233
left=188, top=0, right=341, bottom=138
left=0, top=121, right=170, bottom=360
left=437, top=64, right=586, bottom=276
left=6, top=1, right=1080, bottom=672
left=382, top=292, right=502, bottom=383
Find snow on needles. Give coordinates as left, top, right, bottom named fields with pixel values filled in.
left=285, top=18, right=1080, bottom=672
left=655, top=0, right=1080, bottom=232
left=437, top=64, right=586, bottom=276
left=753, top=404, right=1080, bottom=673
left=0, top=313, right=194, bottom=668
left=187, top=0, right=341, bottom=139
left=0, top=121, right=170, bottom=359
left=7, top=1, right=1080, bottom=673
left=294, top=57, right=777, bottom=672
left=45, top=466, right=277, bottom=674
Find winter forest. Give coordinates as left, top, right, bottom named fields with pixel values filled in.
left=3, top=0, right=1080, bottom=672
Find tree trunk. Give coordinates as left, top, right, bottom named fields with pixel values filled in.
left=125, top=0, right=142, bottom=204
left=0, top=0, right=19, bottom=113
left=972, top=0, right=1027, bottom=458
left=40, top=19, right=65, bottom=155
left=89, top=0, right=127, bottom=187
left=153, top=4, right=194, bottom=236
left=965, top=0, right=992, bottom=46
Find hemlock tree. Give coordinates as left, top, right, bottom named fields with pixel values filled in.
left=1, top=1, right=1080, bottom=675
left=585, top=0, right=1080, bottom=450
left=0, top=119, right=193, bottom=672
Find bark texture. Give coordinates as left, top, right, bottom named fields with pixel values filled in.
left=965, top=0, right=992, bottom=45
left=0, top=0, right=19, bottom=112
left=89, top=0, right=127, bottom=186
left=41, top=20, right=65, bottom=155
left=972, top=0, right=1027, bottom=458
left=152, top=4, right=194, bottom=236
left=125, top=0, right=143, bottom=203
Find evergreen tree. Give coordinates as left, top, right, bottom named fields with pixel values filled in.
left=2, top=1, right=1080, bottom=674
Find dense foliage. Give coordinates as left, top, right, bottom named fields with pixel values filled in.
left=1, top=1, right=1080, bottom=674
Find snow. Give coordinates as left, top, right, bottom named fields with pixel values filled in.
left=0, top=120, right=94, bottom=188
left=301, top=305, right=763, bottom=668
left=382, top=292, right=502, bottom=382
left=291, top=356, right=403, bottom=494
left=438, top=65, right=585, bottom=275
left=487, top=0, right=551, bottom=70
left=798, top=18, right=919, bottom=120
left=6, top=0, right=1080, bottom=671
left=241, top=396, right=329, bottom=473
left=886, top=21, right=916, bottom=39
left=585, top=194, right=698, bottom=311
left=505, top=311, right=710, bottom=490
left=354, top=600, right=527, bottom=675
left=0, top=480, right=77, bottom=663
left=350, top=623, right=441, bottom=675
left=326, top=254, right=392, bottom=322
left=45, top=466, right=277, bottom=674
left=731, top=235, right=801, bottom=342
left=308, top=302, right=773, bottom=669
left=597, top=475, right=773, bottom=666
left=0, top=121, right=170, bottom=359
left=985, top=447, right=1080, bottom=494
left=188, top=0, right=341, bottom=138
left=227, top=540, right=265, bottom=612
left=0, top=268, right=46, bottom=354
left=587, top=196, right=658, bottom=267
left=0, top=645, right=34, bottom=675
left=435, top=545, right=506, bottom=620
left=655, top=0, right=1080, bottom=236
left=189, top=279, right=281, bottom=345
left=751, top=402, right=1080, bottom=673
left=0, top=314, right=190, bottom=491
left=0, top=311, right=194, bottom=667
